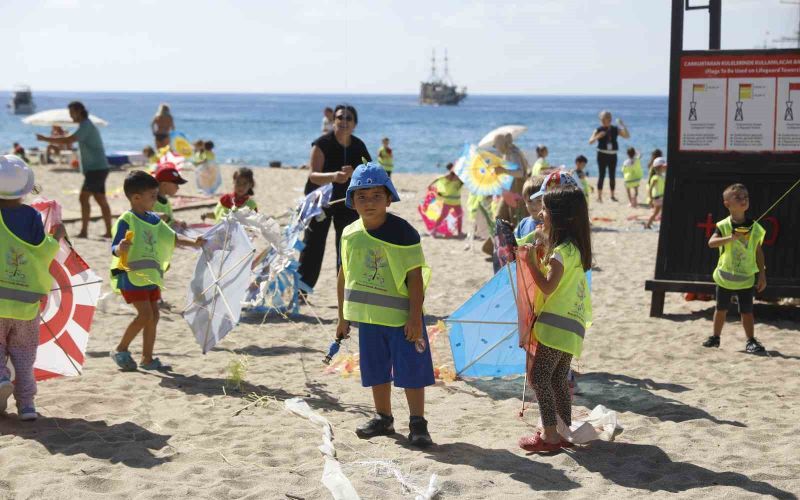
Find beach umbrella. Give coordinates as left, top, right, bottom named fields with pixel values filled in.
left=183, top=217, right=255, bottom=353
left=453, top=143, right=518, bottom=196
left=478, top=125, right=527, bottom=149
left=22, top=109, right=108, bottom=127
left=19, top=199, right=100, bottom=381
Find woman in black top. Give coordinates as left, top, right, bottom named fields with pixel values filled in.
left=298, top=104, right=371, bottom=289
left=588, top=110, right=630, bottom=203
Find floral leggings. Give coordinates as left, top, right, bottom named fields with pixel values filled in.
left=0, top=317, right=39, bottom=408
left=531, top=343, right=572, bottom=427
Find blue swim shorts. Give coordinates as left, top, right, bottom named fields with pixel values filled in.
left=358, top=321, right=436, bottom=389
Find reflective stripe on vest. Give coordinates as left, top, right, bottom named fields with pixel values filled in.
left=716, top=269, right=751, bottom=282
left=127, top=259, right=164, bottom=275
left=0, top=286, right=44, bottom=304
left=344, top=288, right=410, bottom=311
left=537, top=312, right=586, bottom=339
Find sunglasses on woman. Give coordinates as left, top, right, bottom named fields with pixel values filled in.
left=335, top=114, right=354, bottom=122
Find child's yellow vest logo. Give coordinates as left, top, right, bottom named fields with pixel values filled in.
left=5, top=247, right=28, bottom=284
left=572, top=279, right=586, bottom=319
left=362, top=248, right=388, bottom=286
left=142, top=229, right=156, bottom=255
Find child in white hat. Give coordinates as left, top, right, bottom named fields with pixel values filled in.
left=0, top=155, right=67, bottom=420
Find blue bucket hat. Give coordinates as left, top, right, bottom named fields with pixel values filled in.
left=530, top=171, right=579, bottom=200
left=345, top=162, right=401, bottom=209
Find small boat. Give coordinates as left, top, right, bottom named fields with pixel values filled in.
left=8, top=85, right=35, bottom=115
left=420, top=50, right=467, bottom=106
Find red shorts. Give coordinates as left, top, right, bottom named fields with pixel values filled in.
left=120, top=288, right=161, bottom=304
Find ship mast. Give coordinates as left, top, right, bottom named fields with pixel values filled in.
left=430, top=49, right=438, bottom=81
left=443, top=49, right=451, bottom=83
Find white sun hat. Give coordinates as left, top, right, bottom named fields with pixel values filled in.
left=0, top=155, right=35, bottom=199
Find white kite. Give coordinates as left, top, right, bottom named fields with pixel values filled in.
left=183, top=218, right=255, bottom=353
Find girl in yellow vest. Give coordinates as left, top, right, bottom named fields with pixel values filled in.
left=426, top=162, right=464, bottom=237
left=518, top=182, right=592, bottom=453
left=0, top=155, right=66, bottom=420
left=110, top=171, right=204, bottom=372
left=644, top=157, right=667, bottom=229
left=336, top=162, right=435, bottom=448
left=201, top=167, right=258, bottom=222
left=703, top=183, right=767, bottom=353
left=621, top=147, right=644, bottom=208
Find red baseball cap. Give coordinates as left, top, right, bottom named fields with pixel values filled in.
left=155, top=164, right=188, bottom=185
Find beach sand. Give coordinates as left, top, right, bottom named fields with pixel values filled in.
left=0, top=165, right=797, bottom=499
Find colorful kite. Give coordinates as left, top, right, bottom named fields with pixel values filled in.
left=28, top=199, right=100, bottom=381
left=418, top=187, right=462, bottom=238
left=453, top=144, right=518, bottom=196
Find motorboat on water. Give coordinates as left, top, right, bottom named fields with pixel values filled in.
left=8, top=85, right=35, bottom=115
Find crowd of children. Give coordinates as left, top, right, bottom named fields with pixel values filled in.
left=0, top=111, right=776, bottom=462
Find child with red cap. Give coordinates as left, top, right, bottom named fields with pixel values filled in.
left=153, top=164, right=188, bottom=230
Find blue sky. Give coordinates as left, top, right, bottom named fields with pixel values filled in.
left=3, top=0, right=798, bottom=95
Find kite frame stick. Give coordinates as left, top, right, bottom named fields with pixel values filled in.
left=456, top=326, right=518, bottom=376
left=445, top=319, right=516, bottom=325
left=38, top=313, right=83, bottom=376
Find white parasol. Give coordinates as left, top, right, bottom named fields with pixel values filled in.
left=478, top=125, right=527, bottom=149
left=22, top=109, right=108, bottom=127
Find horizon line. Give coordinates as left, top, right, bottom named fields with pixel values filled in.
left=4, top=88, right=668, bottom=98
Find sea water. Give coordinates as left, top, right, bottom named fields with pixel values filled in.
left=1, top=92, right=666, bottom=176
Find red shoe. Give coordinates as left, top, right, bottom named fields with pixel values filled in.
left=518, top=432, right=563, bottom=452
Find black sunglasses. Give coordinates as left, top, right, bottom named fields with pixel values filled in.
left=335, top=114, right=354, bottom=122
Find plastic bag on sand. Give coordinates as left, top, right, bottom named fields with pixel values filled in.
left=552, top=405, right=622, bottom=444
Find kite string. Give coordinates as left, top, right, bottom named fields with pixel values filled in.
left=754, top=176, right=800, bottom=223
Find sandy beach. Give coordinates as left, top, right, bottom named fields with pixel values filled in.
left=0, top=164, right=797, bottom=500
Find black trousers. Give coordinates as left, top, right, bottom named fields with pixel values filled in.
left=596, top=152, right=618, bottom=192
left=297, top=202, right=359, bottom=289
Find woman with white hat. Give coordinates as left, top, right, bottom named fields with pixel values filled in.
left=0, top=155, right=66, bottom=421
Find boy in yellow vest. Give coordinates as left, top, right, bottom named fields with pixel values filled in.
left=0, top=155, right=66, bottom=420
left=336, top=162, right=434, bottom=447
left=110, top=171, right=204, bottom=371
left=622, top=147, right=644, bottom=208
left=703, top=184, right=767, bottom=353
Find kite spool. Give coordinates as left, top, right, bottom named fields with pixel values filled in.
left=323, top=339, right=342, bottom=365
left=117, top=231, right=134, bottom=270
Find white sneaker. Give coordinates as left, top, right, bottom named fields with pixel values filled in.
left=0, top=378, right=13, bottom=414
left=17, top=406, right=37, bottom=421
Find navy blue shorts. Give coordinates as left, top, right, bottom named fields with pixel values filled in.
left=358, top=322, right=435, bottom=389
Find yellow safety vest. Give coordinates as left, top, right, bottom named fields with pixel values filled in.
left=110, top=211, right=175, bottom=289
left=213, top=198, right=257, bottom=222
left=153, top=197, right=173, bottom=224
left=377, top=146, right=394, bottom=172
left=649, top=174, right=665, bottom=199
left=622, top=158, right=643, bottom=187
left=534, top=242, right=592, bottom=358
left=341, top=219, right=430, bottom=327
left=712, top=217, right=765, bottom=290
left=532, top=158, right=550, bottom=176
left=0, top=212, right=59, bottom=320
left=435, top=177, right=462, bottom=206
